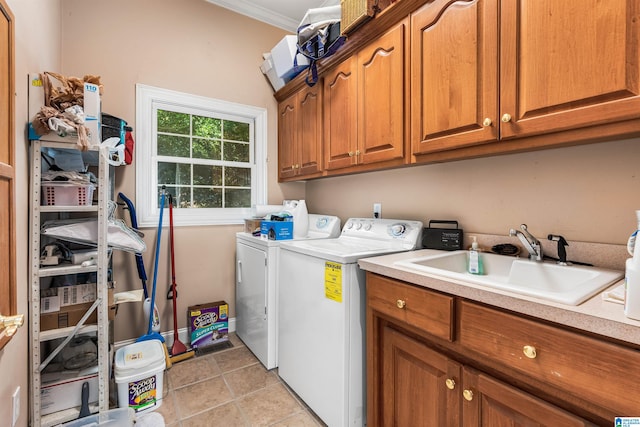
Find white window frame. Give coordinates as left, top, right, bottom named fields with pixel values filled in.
left=135, top=84, right=267, bottom=227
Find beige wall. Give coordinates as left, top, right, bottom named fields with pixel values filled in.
left=60, top=0, right=301, bottom=342
left=2, top=0, right=62, bottom=425
left=306, top=138, right=640, bottom=245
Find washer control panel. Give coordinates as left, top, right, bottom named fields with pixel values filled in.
left=342, top=218, right=423, bottom=248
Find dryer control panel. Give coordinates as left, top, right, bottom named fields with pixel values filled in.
left=341, top=218, right=423, bottom=249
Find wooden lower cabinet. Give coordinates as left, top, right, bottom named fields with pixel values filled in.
left=379, top=325, right=461, bottom=426
left=462, top=368, right=594, bottom=426
left=366, top=272, right=611, bottom=426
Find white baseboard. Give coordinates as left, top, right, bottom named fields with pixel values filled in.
left=114, top=317, right=236, bottom=350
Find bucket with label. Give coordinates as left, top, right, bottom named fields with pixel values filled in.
left=114, top=339, right=166, bottom=414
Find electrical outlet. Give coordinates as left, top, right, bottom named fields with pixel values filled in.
left=12, top=386, right=20, bottom=427
left=373, top=203, right=382, bottom=219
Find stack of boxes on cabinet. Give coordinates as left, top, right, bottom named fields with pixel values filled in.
left=27, top=72, right=132, bottom=422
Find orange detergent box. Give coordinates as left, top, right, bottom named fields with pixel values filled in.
left=187, top=301, right=229, bottom=349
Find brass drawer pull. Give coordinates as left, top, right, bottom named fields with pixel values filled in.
left=523, top=345, right=537, bottom=359
left=483, top=117, right=492, bottom=127
left=463, top=389, right=474, bottom=401
left=396, top=299, right=406, bottom=309
left=501, top=113, right=512, bottom=123
left=445, top=378, right=456, bottom=390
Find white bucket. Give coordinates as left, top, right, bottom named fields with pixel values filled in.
left=114, top=340, right=166, bottom=414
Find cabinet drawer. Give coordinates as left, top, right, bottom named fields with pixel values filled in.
left=367, top=273, right=454, bottom=341
left=458, top=300, right=640, bottom=416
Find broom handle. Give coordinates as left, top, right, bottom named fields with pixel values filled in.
left=148, top=187, right=165, bottom=335
left=169, top=194, right=179, bottom=336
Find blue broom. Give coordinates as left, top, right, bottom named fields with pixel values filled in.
left=137, top=187, right=166, bottom=344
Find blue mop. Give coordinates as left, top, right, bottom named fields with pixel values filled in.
left=137, top=187, right=166, bottom=345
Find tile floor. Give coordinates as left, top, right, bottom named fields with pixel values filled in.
left=153, top=333, right=326, bottom=426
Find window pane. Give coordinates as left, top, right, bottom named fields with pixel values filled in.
left=158, top=134, right=190, bottom=157
left=225, top=188, right=251, bottom=207
left=223, top=121, right=250, bottom=142
left=193, top=187, right=222, bottom=208
left=193, top=138, right=221, bottom=160
left=193, top=164, right=222, bottom=186
left=193, top=115, right=221, bottom=138
left=158, top=110, right=190, bottom=134
left=225, top=167, right=251, bottom=186
left=158, top=162, right=191, bottom=185
left=165, top=186, right=191, bottom=208
left=223, top=141, right=249, bottom=162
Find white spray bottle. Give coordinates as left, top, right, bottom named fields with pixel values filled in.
left=143, top=298, right=161, bottom=333
left=624, top=210, right=640, bottom=320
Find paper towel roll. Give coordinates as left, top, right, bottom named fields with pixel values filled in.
left=254, top=204, right=284, bottom=217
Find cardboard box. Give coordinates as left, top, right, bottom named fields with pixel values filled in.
left=188, top=301, right=229, bottom=350
left=28, top=73, right=101, bottom=146
left=244, top=218, right=263, bottom=235
left=41, top=369, right=98, bottom=416
left=58, top=283, right=97, bottom=307
left=260, top=53, right=285, bottom=91
left=270, top=35, right=309, bottom=81
left=260, top=220, right=293, bottom=240
left=40, top=288, right=115, bottom=331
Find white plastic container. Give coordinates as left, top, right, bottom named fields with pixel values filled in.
left=625, top=210, right=640, bottom=320
left=62, top=407, right=135, bottom=426
left=114, top=340, right=166, bottom=414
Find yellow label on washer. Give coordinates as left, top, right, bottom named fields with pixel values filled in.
left=325, top=262, right=342, bottom=302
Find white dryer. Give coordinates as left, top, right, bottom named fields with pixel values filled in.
left=235, top=214, right=340, bottom=369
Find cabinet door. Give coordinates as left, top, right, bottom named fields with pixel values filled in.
left=278, top=93, right=298, bottom=179
left=235, top=242, right=269, bottom=366
left=359, top=19, right=408, bottom=165
left=500, top=0, right=640, bottom=139
left=324, top=56, right=358, bottom=170
left=462, top=368, right=595, bottom=427
left=379, top=325, right=461, bottom=426
left=297, top=84, right=323, bottom=177
left=411, top=0, right=498, bottom=154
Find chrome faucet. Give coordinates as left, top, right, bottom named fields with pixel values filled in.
left=509, top=224, right=543, bottom=261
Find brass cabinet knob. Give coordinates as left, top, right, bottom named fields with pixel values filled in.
left=501, top=113, right=512, bottom=123
left=396, top=299, right=406, bottom=309
left=445, top=378, right=456, bottom=390
left=463, top=389, right=474, bottom=401
left=523, top=345, right=537, bottom=359
left=348, top=151, right=354, bottom=157
left=482, top=117, right=492, bottom=127
left=355, top=150, right=361, bottom=156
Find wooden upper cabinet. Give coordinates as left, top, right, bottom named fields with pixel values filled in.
left=500, top=0, right=640, bottom=139
left=412, top=0, right=640, bottom=156
left=277, top=84, right=323, bottom=181
left=297, top=86, right=323, bottom=176
left=358, top=19, right=407, bottom=165
left=412, top=0, right=498, bottom=155
left=324, top=56, right=358, bottom=170
left=278, top=94, right=298, bottom=179
left=325, top=19, right=408, bottom=171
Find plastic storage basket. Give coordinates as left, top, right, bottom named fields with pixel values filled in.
left=41, top=182, right=95, bottom=206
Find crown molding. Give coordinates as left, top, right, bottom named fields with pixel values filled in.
left=205, top=0, right=299, bottom=32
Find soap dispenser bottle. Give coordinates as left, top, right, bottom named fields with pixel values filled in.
left=625, top=210, right=640, bottom=320
left=468, top=236, right=484, bottom=275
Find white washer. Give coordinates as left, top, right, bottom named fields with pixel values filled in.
left=277, top=218, right=423, bottom=427
left=235, top=214, right=340, bottom=369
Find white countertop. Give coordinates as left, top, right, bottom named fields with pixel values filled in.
left=358, top=249, right=640, bottom=346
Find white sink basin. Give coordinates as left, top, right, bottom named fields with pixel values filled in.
left=395, top=250, right=623, bottom=305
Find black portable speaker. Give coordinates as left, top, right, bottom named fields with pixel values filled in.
left=422, top=220, right=463, bottom=250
